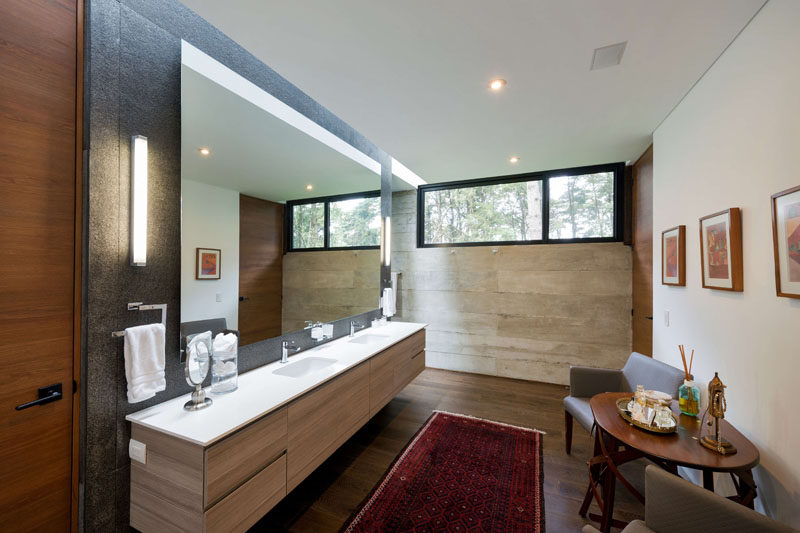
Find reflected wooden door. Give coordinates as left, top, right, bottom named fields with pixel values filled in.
left=0, top=0, right=80, bottom=529
left=239, top=195, right=284, bottom=345
left=632, top=145, right=653, bottom=356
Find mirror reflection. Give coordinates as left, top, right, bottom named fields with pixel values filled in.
left=180, top=44, right=381, bottom=347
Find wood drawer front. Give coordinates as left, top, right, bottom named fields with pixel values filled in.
left=370, top=330, right=426, bottom=416
left=395, top=350, right=425, bottom=394
left=287, top=362, right=369, bottom=491
left=205, top=454, right=286, bottom=533
left=204, top=407, right=287, bottom=507
left=130, top=425, right=205, bottom=516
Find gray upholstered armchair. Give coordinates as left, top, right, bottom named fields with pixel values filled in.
left=582, top=465, right=793, bottom=533
left=564, top=352, right=685, bottom=454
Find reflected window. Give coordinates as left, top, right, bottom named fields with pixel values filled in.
left=330, top=196, right=381, bottom=248
left=291, top=202, right=324, bottom=249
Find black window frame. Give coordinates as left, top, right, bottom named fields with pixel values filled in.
left=286, top=190, right=382, bottom=252
left=417, top=162, right=626, bottom=248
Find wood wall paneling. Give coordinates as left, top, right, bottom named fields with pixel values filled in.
left=0, top=0, right=80, bottom=529
left=632, top=145, right=654, bottom=356
left=239, top=194, right=284, bottom=344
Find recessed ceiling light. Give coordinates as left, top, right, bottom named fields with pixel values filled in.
left=509, top=156, right=520, bottom=164
left=305, top=184, right=313, bottom=191
left=489, top=78, right=507, bottom=91
left=590, top=41, right=627, bottom=70
left=199, top=147, right=210, bottom=156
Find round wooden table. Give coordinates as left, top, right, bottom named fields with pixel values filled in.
left=581, top=392, right=760, bottom=532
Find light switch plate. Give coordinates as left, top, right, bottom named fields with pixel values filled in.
left=664, top=310, right=670, bottom=327
left=129, top=439, right=146, bottom=464
left=216, top=293, right=222, bottom=302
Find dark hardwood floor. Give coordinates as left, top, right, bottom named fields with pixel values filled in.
left=254, top=368, right=647, bottom=532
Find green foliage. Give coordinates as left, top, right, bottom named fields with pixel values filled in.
left=424, top=181, right=542, bottom=243
left=424, top=172, right=614, bottom=244
left=548, top=172, right=614, bottom=239
left=292, top=196, right=380, bottom=249
left=292, top=203, right=324, bottom=248
left=330, top=197, right=380, bottom=247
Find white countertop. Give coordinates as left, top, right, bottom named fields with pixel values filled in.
left=126, top=321, right=426, bottom=446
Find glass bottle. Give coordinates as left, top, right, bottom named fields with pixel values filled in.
left=678, top=379, right=700, bottom=416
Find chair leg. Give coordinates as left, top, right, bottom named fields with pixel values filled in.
left=564, top=410, right=573, bottom=454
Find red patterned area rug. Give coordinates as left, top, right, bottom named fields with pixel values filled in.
left=342, top=411, right=544, bottom=533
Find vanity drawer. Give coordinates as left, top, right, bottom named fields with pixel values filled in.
left=204, top=408, right=287, bottom=507
left=287, top=362, right=370, bottom=491
left=370, top=330, right=426, bottom=415
left=204, top=454, right=286, bottom=533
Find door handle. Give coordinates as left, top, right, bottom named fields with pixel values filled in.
left=645, top=316, right=653, bottom=320
left=239, top=296, right=249, bottom=301
left=15, top=383, right=63, bottom=411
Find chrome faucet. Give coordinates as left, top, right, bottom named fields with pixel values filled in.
left=281, top=340, right=301, bottom=364
left=349, top=320, right=366, bottom=337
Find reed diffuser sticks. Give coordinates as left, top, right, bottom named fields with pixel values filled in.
left=678, top=344, right=699, bottom=415
left=678, top=344, right=694, bottom=380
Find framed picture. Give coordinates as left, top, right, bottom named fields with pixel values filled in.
left=661, top=225, right=686, bottom=286
left=196, top=248, right=221, bottom=280
left=771, top=185, right=800, bottom=299
left=699, top=208, right=742, bottom=291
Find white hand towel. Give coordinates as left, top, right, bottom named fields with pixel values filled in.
left=382, top=287, right=396, bottom=317
left=124, top=323, right=166, bottom=403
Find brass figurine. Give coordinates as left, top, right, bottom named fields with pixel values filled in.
left=700, top=372, right=736, bottom=455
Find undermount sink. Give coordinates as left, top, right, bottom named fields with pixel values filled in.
left=272, top=357, right=337, bottom=378
left=348, top=333, right=391, bottom=345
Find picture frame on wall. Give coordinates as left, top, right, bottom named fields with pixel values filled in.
left=699, top=208, right=743, bottom=292
left=196, top=248, right=221, bottom=280
left=771, top=185, right=800, bottom=299
left=661, top=225, right=686, bottom=286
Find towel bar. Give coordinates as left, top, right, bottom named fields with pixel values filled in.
left=112, top=302, right=167, bottom=337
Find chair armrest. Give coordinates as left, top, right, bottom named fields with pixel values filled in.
left=644, top=466, right=793, bottom=532
left=569, top=366, right=623, bottom=397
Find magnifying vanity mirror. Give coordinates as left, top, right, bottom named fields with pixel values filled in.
left=183, top=333, right=212, bottom=411
left=180, top=41, right=383, bottom=354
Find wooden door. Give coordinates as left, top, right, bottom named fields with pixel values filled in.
left=0, top=0, right=81, bottom=529
left=632, top=145, right=654, bottom=356
left=239, top=195, right=284, bottom=345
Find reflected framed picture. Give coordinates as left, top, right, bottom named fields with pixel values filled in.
left=196, top=248, right=221, bottom=280
left=661, top=225, right=685, bottom=286
left=771, top=185, right=800, bottom=299
left=699, top=208, right=742, bottom=291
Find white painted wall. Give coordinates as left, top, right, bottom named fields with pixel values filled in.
left=653, top=1, right=800, bottom=525
left=181, top=179, right=240, bottom=329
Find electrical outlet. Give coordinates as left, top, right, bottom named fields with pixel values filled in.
left=129, top=439, right=146, bottom=464
left=664, top=310, right=670, bottom=327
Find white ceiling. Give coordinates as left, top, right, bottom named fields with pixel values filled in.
left=180, top=0, right=765, bottom=183
left=181, top=65, right=380, bottom=202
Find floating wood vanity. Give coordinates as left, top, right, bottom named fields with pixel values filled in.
left=127, top=323, right=426, bottom=532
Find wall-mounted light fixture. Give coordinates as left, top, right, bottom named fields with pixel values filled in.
left=381, top=216, right=392, bottom=268
left=130, top=135, right=148, bottom=266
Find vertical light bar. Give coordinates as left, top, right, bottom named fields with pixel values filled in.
left=383, top=216, right=391, bottom=267
left=131, top=135, right=148, bottom=266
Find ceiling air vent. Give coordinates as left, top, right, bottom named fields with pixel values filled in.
left=590, top=41, right=627, bottom=70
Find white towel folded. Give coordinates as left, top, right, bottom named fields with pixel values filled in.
left=382, top=287, right=396, bottom=317
left=124, top=323, right=166, bottom=403
left=213, top=332, right=238, bottom=356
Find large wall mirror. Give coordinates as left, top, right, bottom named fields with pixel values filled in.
left=180, top=42, right=383, bottom=347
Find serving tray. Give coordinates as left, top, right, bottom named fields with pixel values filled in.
left=616, top=397, right=677, bottom=434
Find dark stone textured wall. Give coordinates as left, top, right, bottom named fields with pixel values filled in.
left=83, top=0, right=391, bottom=529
